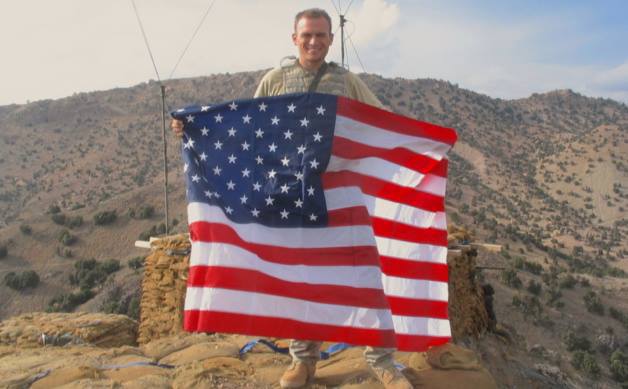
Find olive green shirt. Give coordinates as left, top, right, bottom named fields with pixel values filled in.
left=254, top=58, right=383, bottom=109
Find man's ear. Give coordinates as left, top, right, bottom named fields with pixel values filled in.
left=292, top=33, right=298, bottom=45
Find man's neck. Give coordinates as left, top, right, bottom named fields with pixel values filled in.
left=298, top=58, right=325, bottom=73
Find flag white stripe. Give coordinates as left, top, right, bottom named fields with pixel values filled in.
left=382, top=275, right=449, bottom=301
left=325, top=188, right=448, bottom=230
left=189, top=242, right=384, bottom=289
left=327, top=156, right=448, bottom=195
left=185, top=287, right=394, bottom=329
left=335, top=116, right=451, bottom=160
left=188, top=202, right=377, bottom=247
left=375, top=236, right=448, bottom=263
left=392, top=315, right=452, bottom=336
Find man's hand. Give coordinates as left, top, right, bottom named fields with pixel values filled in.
left=171, top=119, right=184, bottom=138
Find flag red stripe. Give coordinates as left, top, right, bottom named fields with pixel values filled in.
left=387, top=297, right=449, bottom=319
left=380, top=256, right=449, bottom=282
left=327, top=206, right=371, bottom=226
left=189, top=221, right=380, bottom=266
left=337, top=96, right=457, bottom=146
left=372, top=217, right=448, bottom=246
left=322, top=171, right=445, bottom=212
left=184, top=310, right=397, bottom=348
left=331, top=136, right=447, bottom=178
left=395, top=334, right=451, bottom=352
left=187, top=266, right=390, bottom=309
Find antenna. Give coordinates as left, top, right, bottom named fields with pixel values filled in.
left=330, top=0, right=355, bottom=68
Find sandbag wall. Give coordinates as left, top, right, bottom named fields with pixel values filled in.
left=447, top=247, right=491, bottom=340
left=137, top=234, right=191, bottom=345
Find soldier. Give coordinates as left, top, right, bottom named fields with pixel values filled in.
left=171, top=8, right=412, bottom=389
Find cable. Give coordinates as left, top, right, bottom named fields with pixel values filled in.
left=329, top=0, right=341, bottom=16
left=168, top=0, right=217, bottom=80
left=130, top=0, right=161, bottom=82
left=348, top=34, right=366, bottom=73
left=343, top=0, right=355, bottom=14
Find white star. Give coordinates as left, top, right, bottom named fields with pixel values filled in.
left=176, top=108, right=185, bottom=113
left=271, top=116, right=280, bottom=125
left=204, top=190, right=213, bottom=198
left=309, top=159, right=320, bottom=169
left=280, top=183, right=289, bottom=193
left=229, top=101, right=238, bottom=111
left=186, top=114, right=195, bottom=123
left=201, top=105, right=210, bottom=112
left=309, top=213, right=318, bottom=221
left=294, top=171, right=304, bottom=181
left=268, top=143, right=278, bottom=152
left=228, top=154, right=237, bottom=164
left=281, top=156, right=290, bottom=166
left=251, top=208, right=260, bottom=217
left=313, top=132, right=322, bottom=142
left=265, top=196, right=274, bottom=206
left=255, top=155, right=264, bottom=165
left=300, top=117, right=309, bottom=127
left=201, top=127, right=210, bottom=136
left=258, top=102, right=267, bottom=112
left=183, top=163, right=189, bottom=172
left=240, top=194, right=248, bottom=204
left=225, top=206, right=234, bottom=214
left=283, top=130, right=294, bottom=140
left=252, top=182, right=262, bottom=191
left=280, top=209, right=289, bottom=219
left=199, top=152, right=208, bottom=161
left=213, top=165, right=222, bottom=175
left=191, top=174, right=200, bottom=183
left=241, top=141, right=250, bottom=151
left=242, top=114, right=252, bottom=124
left=183, top=138, right=195, bottom=149
left=287, top=103, right=296, bottom=112
left=294, top=198, right=303, bottom=208
left=268, top=169, right=277, bottom=179
left=307, top=186, right=315, bottom=196
left=227, top=127, right=237, bottom=137
left=214, top=140, right=223, bottom=150
left=226, top=180, right=236, bottom=190
left=297, top=145, right=306, bottom=154
left=316, top=105, right=326, bottom=115
left=255, top=128, right=264, bottom=138
left=241, top=168, right=251, bottom=178
left=213, top=192, right=221, bottom=199
left=214, top=113, right=223, bottom=123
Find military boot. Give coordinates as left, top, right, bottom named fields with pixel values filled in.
left=279, top=361, right=317, bottom=388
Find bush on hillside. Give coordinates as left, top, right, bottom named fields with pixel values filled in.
left=46, top=288, right=95, bottom=313
left=94, top=210, right=117, bottom=225
left=51, top=213, right=66, bottom=225
left=583, top=291, right=605, bottom=316
left=501, top=269, right=522, bottom=289
left=68, top=258, right=120, bottom=289
left=0, top=244, right=7, bottom=259
left=4, top=270, right=40, bottom=290
left=48, top=204, right=61, bottom=214
left=128, top=256, right=144, bottom=270
left=58, top=229, right=77, bottom=246
left=564, top=331, right=592, bottom=352
left=571, top=350, right=601, bottom=378
left=610, top=350, right=628, bottom=383
left=19, top=224, right=32, bottom=235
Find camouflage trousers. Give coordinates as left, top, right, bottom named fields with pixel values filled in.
left=290, top=340, right=396, bottom=369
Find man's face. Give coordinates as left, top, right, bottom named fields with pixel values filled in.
left=292, top=16, right=334, bottom=65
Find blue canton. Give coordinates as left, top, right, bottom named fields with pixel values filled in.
left=172, top=93, right=337, bottom=227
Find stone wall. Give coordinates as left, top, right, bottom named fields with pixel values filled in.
left=137, top=234, right=191, bottom=345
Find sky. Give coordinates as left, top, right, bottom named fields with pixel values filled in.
left=1, top=0, right=627, bottom=106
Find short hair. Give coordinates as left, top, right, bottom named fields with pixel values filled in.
left=294, top=8, right=333, bottom=33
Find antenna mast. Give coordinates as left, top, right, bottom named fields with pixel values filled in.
left=340, top=14, right=347, bottom=68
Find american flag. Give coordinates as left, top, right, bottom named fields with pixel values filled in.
left=172, top=93, right=457, bottom=351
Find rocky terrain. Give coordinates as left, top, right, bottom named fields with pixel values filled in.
left=0, top=70, right=627, bottom=387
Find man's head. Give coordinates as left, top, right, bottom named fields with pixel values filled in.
left=292, top=8, right=334, bottom=70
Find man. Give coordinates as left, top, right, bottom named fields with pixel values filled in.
left=172, top=8, right=412, bottom=389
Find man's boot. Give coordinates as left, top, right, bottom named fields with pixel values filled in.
left=279, top=361, right=317, bottom=388
left=370, top=365, right=413, bottom=389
